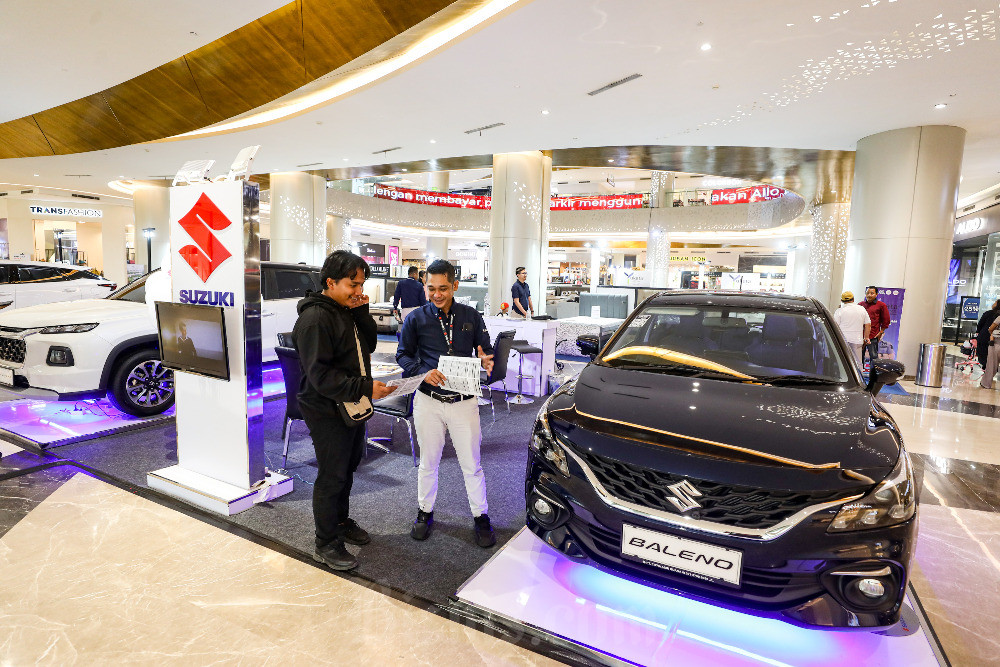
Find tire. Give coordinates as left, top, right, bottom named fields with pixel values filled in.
left=107, top=349, right=175, bottom=417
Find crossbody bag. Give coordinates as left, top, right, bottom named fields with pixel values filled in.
left=337, top=323, right=374, bottom=423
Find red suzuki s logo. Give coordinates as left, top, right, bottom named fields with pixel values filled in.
left=177, top=193, right=233, bottom=282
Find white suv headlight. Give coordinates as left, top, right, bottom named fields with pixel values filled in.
left=39, top=323, right=99, bottom=334
left=828, top=451, right=915, bottom=532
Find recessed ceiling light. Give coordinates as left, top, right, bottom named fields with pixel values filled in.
left=608, top=159, right=614, bottom=163
left=700, top=43, right=712, bottom=51
left=934, top=103, right=947, bottom=109
left=429, top=139, right=436, bottom=143
left=541, top=109, right=550, bottom=115
left=343, top=158, right=349, bottom=161
left=786, top=23, right=794, bottom=27
left=402, top=168, right=407, bottom=172
left=33, top=174, right=39, bottom=177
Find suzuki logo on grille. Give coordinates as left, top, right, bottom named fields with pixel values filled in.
left=177, top=193, right=233, bottom=282
left=666, top=479, right=703, bottom=513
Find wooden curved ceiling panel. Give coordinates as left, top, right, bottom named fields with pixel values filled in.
left=0, top=0, right=454, bottom=159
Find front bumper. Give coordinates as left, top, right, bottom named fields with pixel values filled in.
left=0, top=333, right=110, bottom=397
left=525, top=453, right=916, bottom=629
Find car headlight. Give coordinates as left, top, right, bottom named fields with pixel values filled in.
left=828, top=451, right=915, bottom=532
left=39, top=323, right=99, bottom=334
left=531, top=382, right=574, bottom=478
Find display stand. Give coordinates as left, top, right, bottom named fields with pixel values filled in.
left=456, top=529, right=947, bottom=666
left=148, top=178, right=291, bottom=515
left=0, top=398, right=174, bottom=449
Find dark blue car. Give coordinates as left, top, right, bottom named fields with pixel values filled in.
left=526, top=291, right=913, bottom=628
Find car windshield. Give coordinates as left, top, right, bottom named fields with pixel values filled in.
left=599, top=304, right=852, bottom=385
left=107, top=273, right=150, bottom=303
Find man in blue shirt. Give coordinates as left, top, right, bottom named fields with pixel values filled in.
left=511, top=266, right=533, bottom=318
left=392, top=266, right=427, bottom=321
left=396, top=259, right=497, bottom=547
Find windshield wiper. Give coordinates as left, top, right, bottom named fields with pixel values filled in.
left=751, top=374, right=843, bottom=386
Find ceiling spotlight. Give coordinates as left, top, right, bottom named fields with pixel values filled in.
left=33, top=173, right=39, bottom=177
left=342, top=158, right=349, bottom=161
left=541, top=109, right=550, bottom=115
left=700, top=43, right=712, bottom=51
left=402, top=168, right=408, bottom=172
left=934, top=103, right=948, bottom=109
left=429, top=139, right=436, bottom=143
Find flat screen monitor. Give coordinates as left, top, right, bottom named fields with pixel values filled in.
left=155, top=301, right=231, bottom=381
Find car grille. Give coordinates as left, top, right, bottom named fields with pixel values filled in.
left=577, top=518, right=822, bottom=601
left=0, top=336, right=26, bottom=364
left=576, top=449, right=849, bottom=529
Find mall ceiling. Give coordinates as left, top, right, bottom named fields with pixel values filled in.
left=1, top=0, right=998, bottom=202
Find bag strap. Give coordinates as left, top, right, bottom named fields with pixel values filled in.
left=351, top=322, right=368, bottom=379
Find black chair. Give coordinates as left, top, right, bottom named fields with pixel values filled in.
left=369, top=393, right=417, bottom=467
left=277, top=331, right=294, bottom=348
left=274, top=346, right=303, bottom=468
left=479, top=330, right=515, bottom=422
left=508, top=339, right=543, bottom=405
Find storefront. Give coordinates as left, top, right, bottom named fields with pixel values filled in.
left=946, top=204, right=1000, bottom=340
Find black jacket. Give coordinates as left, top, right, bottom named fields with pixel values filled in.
left=292, top=291, right=377, bottom=416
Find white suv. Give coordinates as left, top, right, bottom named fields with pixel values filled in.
left=0, top=260, right=117, bottom=311
left=0, top=262, right=320, bottom=416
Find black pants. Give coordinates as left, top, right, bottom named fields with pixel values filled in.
left=301, top=407, right=365, bottom=548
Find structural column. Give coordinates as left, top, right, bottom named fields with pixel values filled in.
left=843, top=125, right=966, bottom=372
left=325, top=215, right=351, bottom=254
left=270, top=172, right=327, bottom=264
left=646, top=171, right=674, bottom=288
left=786, top=242, right=810, bottom=296
left=805, top=203, right=850, bottom=309
left=133, top=184, right=170, bottom=271
left=488, top=151, right=551, bottom=316
left=426, top=237, right=448, bottom=262
left=429, top=171, right=449, bottom=193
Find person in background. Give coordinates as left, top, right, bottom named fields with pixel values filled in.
left=978, top=300, right=1000, bottom=389
left=175, top=320, right=197, bottom=364
left=860, top=286, right=891, bottom=367
left=511, top=266, right=533, bottom=318
left=392, top=265, right=427, bottom=322
left=833, top=291, right=871, bottom=367
left=418, top=270, right=426, bottom=285
left=975, top=299, right=1000, bottom=371
left=293, top=251, right=395, bottom=572
left=396, top=259, right=497, bottom=548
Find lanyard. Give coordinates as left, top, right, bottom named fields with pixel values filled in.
left=437, top=311, right=454, bottom=355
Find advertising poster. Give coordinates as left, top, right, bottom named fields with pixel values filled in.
left=387, top=245, right=400, bottom=265
left=876, top=288, right=905, bottom=359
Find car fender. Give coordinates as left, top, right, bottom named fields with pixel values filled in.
left=98, top=335, right=161, bottom=390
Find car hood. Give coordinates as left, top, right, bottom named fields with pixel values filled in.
left=551, top=364, right=901, bottom=492
left=0, top=299, right=146, bottom=328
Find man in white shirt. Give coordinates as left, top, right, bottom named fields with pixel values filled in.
left=833, top=291, right=871, bottom=367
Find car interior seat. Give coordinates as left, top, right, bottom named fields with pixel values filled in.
left=747, top=314, right=818, bottom=373
left=653, top=314, right=717, bottom=357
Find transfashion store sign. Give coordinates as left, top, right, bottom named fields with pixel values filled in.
left=372, top=184, right=644, bottom=211
left=710, top=186, right=785, bottom=205
left=28, top=205, right=103, bottom=218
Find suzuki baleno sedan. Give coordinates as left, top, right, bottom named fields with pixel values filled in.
left=527, top=291, right=913, bottom=628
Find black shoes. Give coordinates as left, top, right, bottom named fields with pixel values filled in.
left=313, top=540, right=358, bottom=571
left=474, top=513, right=496, bottom=548
left=339, top=518, right=371, bottom=546
left=411, top=510, right=434, bottom=540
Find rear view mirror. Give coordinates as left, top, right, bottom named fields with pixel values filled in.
left=867, top=359, right=905, bottom=395
left=576, top=334, right=600, bottom=360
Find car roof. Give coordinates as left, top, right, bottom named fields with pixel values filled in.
left=0, top=259, right=94, bottom=270
left=643, top=290, right=823, bottom=314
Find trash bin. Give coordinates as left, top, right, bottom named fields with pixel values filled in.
left=915, top=343, right=947, bottom=388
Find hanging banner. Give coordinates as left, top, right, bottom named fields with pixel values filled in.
left=710, top=185, right=785, bottom=205
left=372, top=184, right=491, bottom=209
left=875, top=288, right=905, bottom=360
left=387, top=245, right=400, bottom=265
left=550, top=194, right=645, bottom=210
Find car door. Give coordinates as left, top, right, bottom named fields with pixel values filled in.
left=262, top=268, right=317, bottom=361
left=0, top=266, right=15, bottom=311
left=15, top=265, right=75, bottom=308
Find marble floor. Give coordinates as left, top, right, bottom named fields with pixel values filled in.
left=0, top=359, right=998, bottom=665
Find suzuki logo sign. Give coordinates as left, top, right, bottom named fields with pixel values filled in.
left=177, top=193, right=233, bottom=282
left=666, top=479, right=703, bottom=513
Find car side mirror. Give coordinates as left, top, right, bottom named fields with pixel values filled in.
left=577, top=334, right=600, bottom=360
left=867, top=359, right=905, bottom=395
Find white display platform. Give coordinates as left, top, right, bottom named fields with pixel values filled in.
left=148, top=465, right=292, bottom=516
left=456, top=529, right=945, bottom=667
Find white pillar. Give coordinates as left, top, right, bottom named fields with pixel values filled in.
left=270, top=172, right=326, bottom=264
left=787, top=243, right=810, bottom=296
left=589, top=247, right=601, bottom=293
left=426, top=237, right=448, bottom=262
left=325, top=214, right=351, bottom=254
left=133, top=185, right=170, bottom=271
left=806, top=203, right=850, bottom=309
left=429, top=171, right=449, bottom=193
left=488, top=151, right=549, bottom=316
left=649, top=171, right=675, bottom=208
left=843, top=125, right=966, bottom=372
left=647, top=171, right=674, bottom=287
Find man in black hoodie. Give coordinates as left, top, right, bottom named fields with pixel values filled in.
left=293, top=250, right=395, bottom=571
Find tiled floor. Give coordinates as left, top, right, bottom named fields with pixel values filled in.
left=0, top=359, right=997, bottom=665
